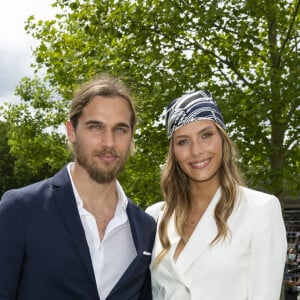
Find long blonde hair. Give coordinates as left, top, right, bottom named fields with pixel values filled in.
left=156, top=124, right=244, bottom=266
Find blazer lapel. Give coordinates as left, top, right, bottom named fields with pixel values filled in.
left=152, top=207, right=181, bottom=257
left=106, top=201, right=149, bottom=296
left=151, top=210, right=191, bottom=285
left=175, top=188, right=221, bottom=273
left=127, top=201, right=144, bottom=253
left=51, top=166, right=97, bottom=285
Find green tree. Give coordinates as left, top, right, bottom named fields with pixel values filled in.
left=1, top=77, right=71, bottom=187
left=5, top=0, right=299, bottom=207
left=0, top=120, right=18, bottom=197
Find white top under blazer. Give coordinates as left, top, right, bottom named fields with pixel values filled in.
left=146, top=186, right=287, bottom=300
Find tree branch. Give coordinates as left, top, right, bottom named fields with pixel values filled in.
left=279, top=0, right=300, bottom=61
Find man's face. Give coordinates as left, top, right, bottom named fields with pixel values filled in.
left=67, top=95, right=133, bottom=183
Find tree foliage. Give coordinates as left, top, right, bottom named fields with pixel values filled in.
left=3, top=0, right=299, bottom=207
left=1, top=77, right=71, bottom=189
left=0, top=120, right=18, bottom=197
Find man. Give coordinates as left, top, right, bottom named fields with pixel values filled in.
left=0, top=75, right=156, bottom=300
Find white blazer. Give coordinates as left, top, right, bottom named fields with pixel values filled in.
left=146, top=186, right=287, bottom=300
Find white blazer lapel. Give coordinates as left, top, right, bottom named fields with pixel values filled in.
left=175, top=188, right=221, bottom=273
left=151, top=209, right=180, bottom=265
left=152, top=211, right=188, bottom=284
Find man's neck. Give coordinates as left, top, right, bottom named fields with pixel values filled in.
left=70, top=162, right=118, bottom=212
left=70, top=162, right=119, bottom=240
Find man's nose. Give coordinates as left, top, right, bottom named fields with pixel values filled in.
left=101, top=130, right=115, bottom=148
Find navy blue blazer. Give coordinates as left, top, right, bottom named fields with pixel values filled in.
left=0, top=166, right=156, bottom=300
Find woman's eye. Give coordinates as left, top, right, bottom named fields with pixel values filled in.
left=202, top=132, right=213, bottom=139
left=177, top=139, right=188, bottom=145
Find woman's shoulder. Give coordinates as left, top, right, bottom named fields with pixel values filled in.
left=145, top=201, right=165, bottom=221
left=238, top=186, right=281, bottom=209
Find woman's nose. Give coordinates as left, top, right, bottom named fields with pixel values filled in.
left=191, top=140, right=203, bottom=156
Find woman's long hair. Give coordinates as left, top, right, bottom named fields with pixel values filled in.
left=155, top=124, right=244, bottom=266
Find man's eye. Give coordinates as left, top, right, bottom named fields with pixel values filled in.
left=115, top=127, right=127, bottom=133
left=89, top=124, right=101, bottom=129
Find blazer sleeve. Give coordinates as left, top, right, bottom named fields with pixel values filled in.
left=248, top=196, right=287, bottom=300
left=0, top=191, right=25, bottom=299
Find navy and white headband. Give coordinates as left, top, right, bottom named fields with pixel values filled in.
left=166, top=90, right=226, bottom=139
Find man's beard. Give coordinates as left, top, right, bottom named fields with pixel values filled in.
left=74, top=142, right=128, bottom=183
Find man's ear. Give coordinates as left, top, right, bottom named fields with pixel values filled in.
left=66, top=120, right=76, bottom=143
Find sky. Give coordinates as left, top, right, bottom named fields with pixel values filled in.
left=0, top=0, right=59, bottom=104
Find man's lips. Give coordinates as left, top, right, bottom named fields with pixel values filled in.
left=98, top=154, right=117, bottom=162
left=94, top=150, right=119, bottom=162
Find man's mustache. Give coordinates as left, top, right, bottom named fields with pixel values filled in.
left=93, top=149, right=120, bottom=158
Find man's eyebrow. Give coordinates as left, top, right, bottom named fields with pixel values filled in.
left=84, top=120, right=130, bottom=128
left=115, top=122, right=130, bottom=128
left=85, top=120, right=103, bottom=126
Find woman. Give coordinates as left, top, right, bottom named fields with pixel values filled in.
left=146, top=90, right=287, bottom=300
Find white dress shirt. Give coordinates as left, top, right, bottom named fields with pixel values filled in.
left=67, top=163, right=137, bottom=299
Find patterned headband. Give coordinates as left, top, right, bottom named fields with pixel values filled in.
left=166, top=90, right=226, bottom=139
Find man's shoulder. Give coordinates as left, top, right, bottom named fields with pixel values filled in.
left=2, top=178, right=50, bottom=198
left=0, top=166, right=69, bottom=205
left=127, top=200, right=156, bottom=225
left=0, top=178, right=51, bottom=215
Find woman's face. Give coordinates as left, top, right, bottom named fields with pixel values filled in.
left=173, top=119, right=223, bottom=185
